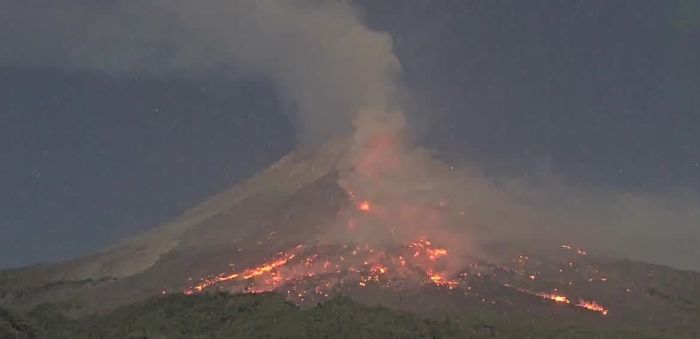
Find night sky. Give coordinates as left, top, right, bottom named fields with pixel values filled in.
left=1, top=1, right=698, bottom=268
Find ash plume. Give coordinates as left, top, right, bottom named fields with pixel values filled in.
left=0, top=0, right=402, bottom=144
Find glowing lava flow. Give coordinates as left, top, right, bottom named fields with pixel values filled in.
left=576, top=299, right=609, bottom=315
left=536, top=291, right=571, bottom=304
left=184, top=247, right=300, bottom=295
left=427, top=271, right=459, bottom=289
left=183, top=239, right=609, bottom=317
left=515, top=288, right=609, bottom=315
left=184, top=236, right=461, bottom=298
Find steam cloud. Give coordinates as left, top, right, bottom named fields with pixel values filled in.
left=0, top=0, right=402, bottom=144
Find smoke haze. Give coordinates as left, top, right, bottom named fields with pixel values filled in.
left=337, top=142, right=700, bottom=271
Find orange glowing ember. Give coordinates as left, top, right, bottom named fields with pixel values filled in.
left=576, top=299, right=609, bottom=315
left=537, top=291, right=571, bottom=304
left=427, top=248, right=448, bottom=260
left=428, top=271, right=459, bottom=289
left=561, top=243, right=588, bottom=256
left=371, top=264, right=388, bottom=274
left=358, top=201, right=371, bottom=212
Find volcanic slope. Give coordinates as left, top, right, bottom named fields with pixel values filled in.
left=1, top=140, right=699, bottom=337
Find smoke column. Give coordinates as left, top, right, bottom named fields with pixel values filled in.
left=0, top=0, right=403, bottom=144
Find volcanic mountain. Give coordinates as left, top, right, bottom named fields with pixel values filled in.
left=1, top=137, right=699, bottom=336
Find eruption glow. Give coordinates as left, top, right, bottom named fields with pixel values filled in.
left=182, top=133, right=609, bottom=317
left=184, top=235, right=460, bottom=297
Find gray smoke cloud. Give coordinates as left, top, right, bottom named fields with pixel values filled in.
left=336, top=145, right=700, bottom=272
left=447, top=165, right=700, bottom=271
left=0, top=0, right=402, bottom=144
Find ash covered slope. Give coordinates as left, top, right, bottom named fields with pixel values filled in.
left=61, top=138, right=352, bottom=281
left=0, top=139, right=699, bottom=337
left=0, top=139, right=352, bottom=310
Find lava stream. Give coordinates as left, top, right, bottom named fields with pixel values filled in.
left=575, top=299, right=609, bottom=315
left=184, top=238, right=459, bottom=297
left=184, top=246, right=301, bottom=295
left=515, top=288, right=609, bottom=315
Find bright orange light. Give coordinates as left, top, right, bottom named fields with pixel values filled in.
left=576, top=299, right=609, bottom=315
left=536, top=291, right=571, bottom=304
left=183, top=248, right=298, bottom=295
left=241, top=254, right=295, bottom=279
left=371, top=264, right=388, bottom=274
left=358, top=201, right=371, bottom=212
left=427, top=248, right=448, bottom=260
left=515, top=288, right=608, bottom=316
left=427, top=271, right=459, bottom=289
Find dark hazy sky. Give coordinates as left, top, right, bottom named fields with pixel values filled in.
left=1, top=0, right=699, bottom=268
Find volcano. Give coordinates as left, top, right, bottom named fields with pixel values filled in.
left=1, top=137, right=699, bottom=336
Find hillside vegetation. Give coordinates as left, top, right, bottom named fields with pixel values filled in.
left=0, top=292, right=688, bottom=339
